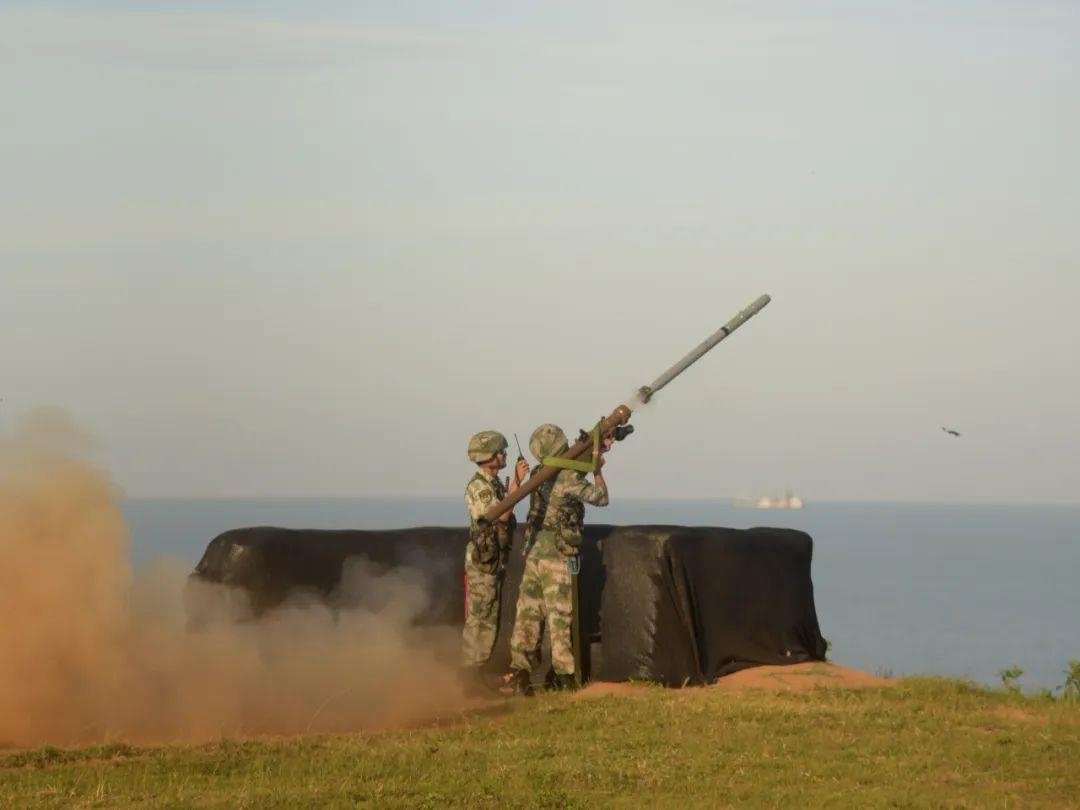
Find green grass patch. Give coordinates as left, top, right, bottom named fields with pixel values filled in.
left=2, top=677, right=1078, bottom=808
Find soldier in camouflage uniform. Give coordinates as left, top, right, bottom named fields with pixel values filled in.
left=462, top=431, right=529, bottom=686
left=506, top=423, right=610, bottom=695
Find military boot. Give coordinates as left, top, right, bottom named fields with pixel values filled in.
left=554, top=673, right=579, bottom=692
left=543, top=669, right=559, bottom=691
left=504, top=668, right=534, bottom=697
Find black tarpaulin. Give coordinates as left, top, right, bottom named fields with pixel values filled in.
left=592, top=526, right=827, bottom=685
left=191, top=526, right=466, bottom=625
left=190, top=524, right=826, bottom=684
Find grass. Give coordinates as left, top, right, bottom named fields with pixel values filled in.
left=2, top=677, right=1079, bottom=808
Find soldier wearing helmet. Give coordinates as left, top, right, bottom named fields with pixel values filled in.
left=506, top=423, right=611, bottom=695
left=462, top=430, right=529, bottom=687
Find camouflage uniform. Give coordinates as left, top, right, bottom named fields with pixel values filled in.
left=510, top=426, right=608, bottom=677
left=462, top=451, right=514, bottom=668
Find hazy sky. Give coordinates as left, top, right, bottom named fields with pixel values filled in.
left=3, top=1, right=1078, bottom=503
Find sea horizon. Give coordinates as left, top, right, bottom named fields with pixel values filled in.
left=123, top=494, right=1080, bottom=507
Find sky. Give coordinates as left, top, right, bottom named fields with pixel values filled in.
left=2, top=1, right=1078, bottom=503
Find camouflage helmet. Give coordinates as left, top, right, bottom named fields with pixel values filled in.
left=529, top=424, right=568, bottom=462
left=467, top=430, right=508, bottom=463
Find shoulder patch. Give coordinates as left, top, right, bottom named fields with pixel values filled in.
left=480, top=489, right=493, bottom=504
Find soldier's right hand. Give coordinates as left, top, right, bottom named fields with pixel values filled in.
left=513, top=458, right=530, bottom=484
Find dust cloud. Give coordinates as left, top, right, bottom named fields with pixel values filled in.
left=0, top=409, right=470, bottom=747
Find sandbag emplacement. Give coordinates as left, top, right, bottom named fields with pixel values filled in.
left=189, top=524, right=827, bottom=685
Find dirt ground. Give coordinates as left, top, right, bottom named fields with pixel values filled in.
left=574, top=662, right=894, bottom=700
left=709, top=661, right=894, bottom=691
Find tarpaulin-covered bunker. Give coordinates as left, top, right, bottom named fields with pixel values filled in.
left=189, top=524, right=827, bottom=685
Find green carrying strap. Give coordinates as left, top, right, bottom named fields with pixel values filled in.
left=541, top=421, right=603, bottom=475
left=541, top=455, right=594, bottom=473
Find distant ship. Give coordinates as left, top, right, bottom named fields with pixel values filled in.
left=754, top=491, right=805, bottom=510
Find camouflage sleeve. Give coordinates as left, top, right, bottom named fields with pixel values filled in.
left=465, top=478, right=497, bottom=522
left=557, top=470, right=609, bottom=507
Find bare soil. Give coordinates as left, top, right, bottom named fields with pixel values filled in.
left=574, top=662, right=893, bottom=701
left=710, top=661, right=894, bottom=692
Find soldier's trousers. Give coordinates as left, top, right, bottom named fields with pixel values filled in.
left=461, top=547, right=501, bottom=668
left=509, top=534, right=575, bottom=676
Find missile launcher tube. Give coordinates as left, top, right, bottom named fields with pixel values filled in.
left=480, top=294, right=771, bottom=524
left=637, top=294, right=770, bottom=403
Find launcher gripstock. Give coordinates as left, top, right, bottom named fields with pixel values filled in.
left=580, top=423, right=635, bottom=444
left=479, top=294, right=771, bottom=524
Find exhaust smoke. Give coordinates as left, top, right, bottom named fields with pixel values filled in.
left=0, top=409, right=470, bottom=747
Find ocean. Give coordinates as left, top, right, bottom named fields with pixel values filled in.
left=123, top=498, right=1080, bottom=692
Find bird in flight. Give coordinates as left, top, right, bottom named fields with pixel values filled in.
left=942, top=427, right=961, bottom=437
